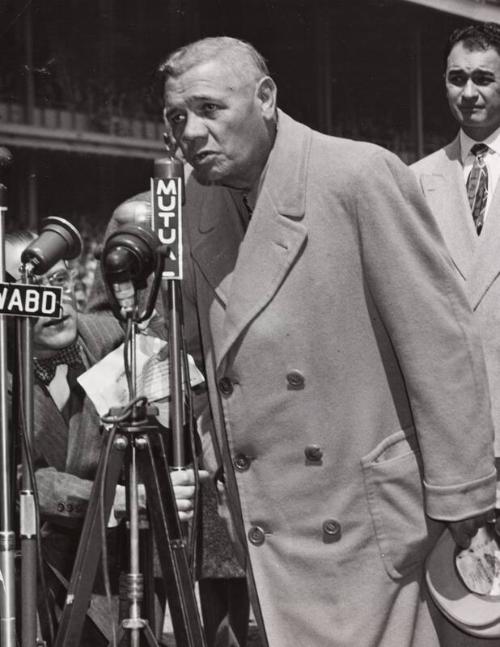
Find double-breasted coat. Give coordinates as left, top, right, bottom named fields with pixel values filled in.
left=93, top=112, right=496, bottom=647
left=178, top=112, right=496, bottom=647
left=412, top=135, right=500, bottom=647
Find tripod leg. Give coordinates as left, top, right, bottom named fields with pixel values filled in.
left=54, top=432, right=127, bottom=647
left=137, top=431, right=207, bottom=647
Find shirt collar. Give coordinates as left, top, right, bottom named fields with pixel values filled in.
left=460, top=126, right=500, bottom=164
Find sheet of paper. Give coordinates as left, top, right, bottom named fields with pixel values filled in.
left=78, top=334, right=204, bottom=421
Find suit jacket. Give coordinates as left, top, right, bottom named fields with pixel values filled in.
left=32, top=313, right=123, bottom=639
left=412, top=136, right=500, bottom=647
left=412, top=135, right=500, bottom=456
left=91, top=112, right=496, bottom=647
left=33, top=313, right=124, bottom=522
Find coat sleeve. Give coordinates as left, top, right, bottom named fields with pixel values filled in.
left=35, top=466, right=93, bottom=523
left=352, top=148, right=496, bottom=521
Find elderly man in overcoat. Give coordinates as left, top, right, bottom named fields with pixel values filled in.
left=91, top=37, right=497, bottom=647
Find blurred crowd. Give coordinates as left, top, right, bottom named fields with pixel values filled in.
left=68, top=218, right=103, bottom=312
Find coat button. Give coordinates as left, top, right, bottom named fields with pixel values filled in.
left=248, top=526, right=266, bottom=546
left=322, top=519, right=342, bottom=543
left=234, top=453, right=251, bottom=472
left=218, top=377, right=233, bottom=396
left=305, top=445, right=323, bottom=463
left=286, top=370, right=305, bottom=389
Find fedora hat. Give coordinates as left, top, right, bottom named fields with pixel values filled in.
left=426, top=526, right=500, bottom=638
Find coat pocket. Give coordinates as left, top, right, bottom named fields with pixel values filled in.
left=361, top=428, right=444, bottom=580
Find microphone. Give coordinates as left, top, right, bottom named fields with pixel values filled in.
left=21, top=216, right=82, bottom=275
left=101, top=224, right=160, bottom=317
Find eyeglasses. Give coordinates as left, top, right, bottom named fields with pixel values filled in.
left=31, top=268, right=77, bottom=291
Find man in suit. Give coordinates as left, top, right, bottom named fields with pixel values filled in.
left=92, top=37, right=497, bottom=647
left=412, top=22, right=500, bottom=645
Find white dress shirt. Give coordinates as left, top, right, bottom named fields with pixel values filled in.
left=47, top=363, right=70, bottom=411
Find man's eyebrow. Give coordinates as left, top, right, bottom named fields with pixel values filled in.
left=165, top=94, right=223, bottom=116
left=447, top=66, right=496, bottom=74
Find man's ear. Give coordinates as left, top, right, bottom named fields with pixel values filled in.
left=256, top=76, right=277, bottom=119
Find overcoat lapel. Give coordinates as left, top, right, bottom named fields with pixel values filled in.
left=190, top=111, right=309, bottom=370
left=418, top=137, right=477, bottom=281
left=218, top=193, right=307, bottom=368
left=190, top=183, right=243, bottom=308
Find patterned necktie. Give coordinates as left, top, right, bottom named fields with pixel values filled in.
left=466, top=142, right=489, bottom=235
left=33, top=341, right=84, bottom=385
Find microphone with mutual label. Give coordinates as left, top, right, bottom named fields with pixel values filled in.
left=21, top=216, right=82, bottom=275
left=151, top=154, right=184, bottom=279
left=101, top=224, right=160, bottom=318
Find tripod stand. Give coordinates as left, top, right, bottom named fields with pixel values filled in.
left=53, top=315, right=206, bottom=647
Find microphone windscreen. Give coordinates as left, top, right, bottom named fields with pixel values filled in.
left=21, top=216, right=83, bottom=274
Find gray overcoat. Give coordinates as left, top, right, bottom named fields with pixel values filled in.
left=178, top=112, right=496, bottom=647
left=93, top=112, right=496, bottom=647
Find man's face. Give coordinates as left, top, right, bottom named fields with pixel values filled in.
left=446, top=42, right=500, bottom=140
left=5, top=240, right=78, bottom=357
left=164, top=58, right=275, bottom=189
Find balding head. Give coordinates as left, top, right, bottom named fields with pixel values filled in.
left=158, top=36, right=270, bottom=89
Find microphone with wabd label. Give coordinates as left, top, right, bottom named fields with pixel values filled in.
left=21, top=216, right=82, bottom=275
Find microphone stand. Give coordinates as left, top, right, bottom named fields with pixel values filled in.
left=0, top=148, right=17, bottom=647
left=153, top=155, right=186, bottom=473
left=16, top=269, right=39, bottom=647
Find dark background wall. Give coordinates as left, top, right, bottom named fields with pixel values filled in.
left=0, top=0, right=476, bottom=231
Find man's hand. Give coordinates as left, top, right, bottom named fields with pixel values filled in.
left=448, top=510, right=496, bottom=548
left=109, top=469, right=210, bottom=524
left=171, top=468, right=210, bottom=521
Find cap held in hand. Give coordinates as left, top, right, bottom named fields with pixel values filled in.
left=426, top=525, right=500, bottom=638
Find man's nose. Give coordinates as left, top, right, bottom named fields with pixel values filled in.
left=61, top=291, right=75, bottom=311
left=462, top=79, right=479, bottom=100
left=182, top=113, right=208, bottom=140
